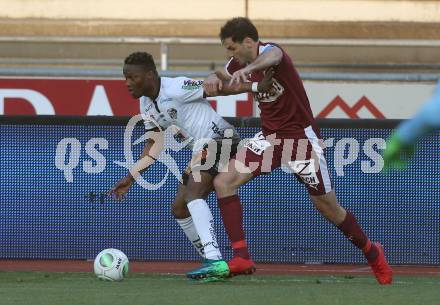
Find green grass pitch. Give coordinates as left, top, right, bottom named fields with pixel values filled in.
left=1, top=271, right=439, bottom=305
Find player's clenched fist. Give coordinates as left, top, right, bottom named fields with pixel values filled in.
left=203, top=74, right=223, bottom=96
left=108, top=175, right=134, bottom=201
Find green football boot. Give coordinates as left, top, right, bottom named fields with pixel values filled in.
left=186, top=259, right=230, bottom=281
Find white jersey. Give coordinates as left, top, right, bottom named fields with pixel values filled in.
left=139, top=77, right=237, bottom=150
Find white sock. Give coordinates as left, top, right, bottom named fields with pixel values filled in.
left=187, top=199, right=222, bottom=260
left=176, top=216, right=205, bottom=258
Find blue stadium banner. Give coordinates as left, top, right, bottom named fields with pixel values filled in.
left=1, top=116, right=439, bottom=264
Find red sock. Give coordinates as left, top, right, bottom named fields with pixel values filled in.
left=218, top=194, right=250, bottom=259
left=337, top=211, right=378, bottom=263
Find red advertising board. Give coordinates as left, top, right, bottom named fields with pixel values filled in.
left=3, top=78, right=432, bottom=119
left=0, top=78, right=254, bottom=116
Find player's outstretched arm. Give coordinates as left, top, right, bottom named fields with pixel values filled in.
left=203, top=70, right=234, bottom=96
left=108, top=128, right=164, bottom=200
left=129, top=128, right=164, bottom=179
left=230, top=46, right=282, bottom=84
left=203, top=73, right=224, bottom=96
left=205, top=67, right=275, bottom=97
left=214, top=69, right=232, bottom=81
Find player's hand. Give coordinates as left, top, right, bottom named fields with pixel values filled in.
left=203, top=74, right=223, bottom=96
left=229, top=67, right=251, bottom=85
left=108, top=176, right=134, bottom=201
left=382, top=134, right=414, bottom=170
left=257, top=67, right=275, bottom=93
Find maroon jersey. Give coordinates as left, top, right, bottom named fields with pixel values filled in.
left=225, top=42, right=318, bottom=138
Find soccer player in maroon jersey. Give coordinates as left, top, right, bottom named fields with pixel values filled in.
left=197, top=17, right=392, bottom=284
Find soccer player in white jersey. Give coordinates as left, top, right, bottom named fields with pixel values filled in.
left=108, top=52, right=273, bottom=281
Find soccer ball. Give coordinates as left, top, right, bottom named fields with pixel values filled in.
left=93, top=248, right=129, bottom=281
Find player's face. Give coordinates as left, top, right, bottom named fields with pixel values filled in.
left=123, top=64, right=153, bottom=99
left=222, top=37, right=252, bottom=64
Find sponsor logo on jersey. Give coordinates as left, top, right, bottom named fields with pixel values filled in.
left=182, top=80, right=203, bottom=90
left=160, top=97, right=173, bottom=104
left=210, top=121, right=223, bottom=136
left=255, top=78, right=284, bottom=103
left=244, top=131, right=272, bottom=155
left=144, top=103, right=153, bottom=112
left=167, top=108, right=178, bottom=120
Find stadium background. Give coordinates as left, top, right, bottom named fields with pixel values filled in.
left=1, top=0, right=440, bottom=266
left=1, top=116, right=439, bottom=265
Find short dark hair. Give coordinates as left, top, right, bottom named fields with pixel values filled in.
left=219, top=17, right=259, bottom=43
left=124, top=52, right=157, bottom=72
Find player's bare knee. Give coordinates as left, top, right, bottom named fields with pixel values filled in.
left=213, top=174, right=237, bottom=196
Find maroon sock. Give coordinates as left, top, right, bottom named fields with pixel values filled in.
left=337, top=211, right=378, bottom=263
left=363, top=240, right=379, bottom=263
left=218, top=194, right=250, bottom=259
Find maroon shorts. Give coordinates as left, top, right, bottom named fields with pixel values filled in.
left=233, top=127, right=333, bottom=196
